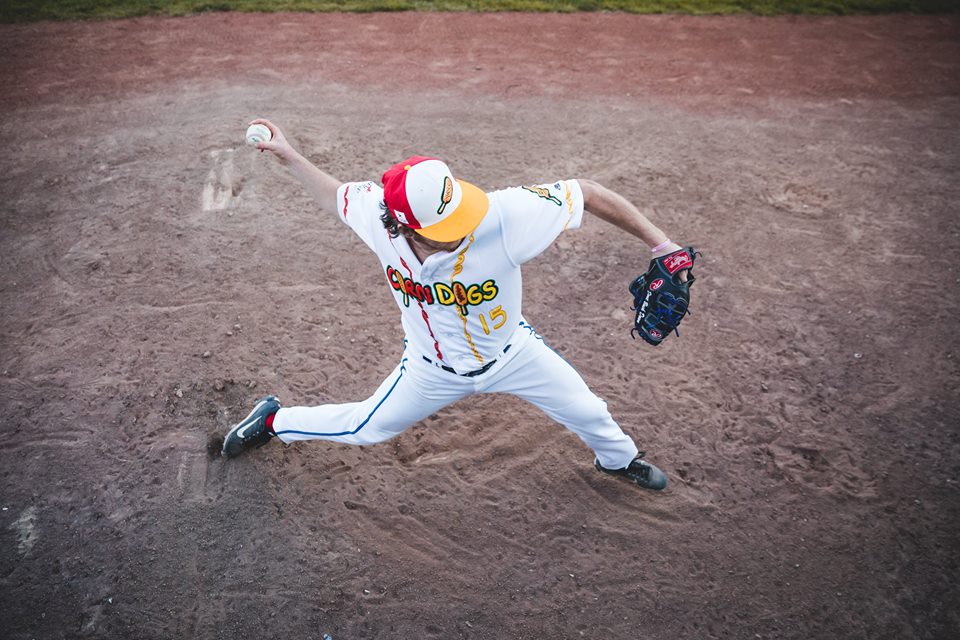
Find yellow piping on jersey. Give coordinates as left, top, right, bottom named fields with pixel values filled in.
left=451, top=233, right=484, bottom=364
left=452, top=243, right=466, bottom=277
left=562, top=181, right=575, bottom=231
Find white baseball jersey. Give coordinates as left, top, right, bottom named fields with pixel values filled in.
left=274, top=176, right=640, bottom=470
left=336, top=179, right=585, bottom=374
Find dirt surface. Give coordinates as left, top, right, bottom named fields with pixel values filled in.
left=1, top=12, right=959, bottom=640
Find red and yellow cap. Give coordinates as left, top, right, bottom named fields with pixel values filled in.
left=381, top=156, right=489, bottom=242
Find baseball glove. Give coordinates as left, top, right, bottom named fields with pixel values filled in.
left=629, top=247, right=698, bottom=346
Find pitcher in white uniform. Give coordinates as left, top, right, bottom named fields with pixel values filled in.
left=222, top=119, right=690, bottom=491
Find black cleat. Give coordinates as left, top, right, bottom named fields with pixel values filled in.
left=222, top=395, right=280, bottom=458
left=595, top=452, right=668, bottom=491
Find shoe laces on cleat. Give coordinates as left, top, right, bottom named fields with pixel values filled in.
left=625, top=452, right=653, bottom=480
left=596, top=451, right=667, bottom=490
left=222, top=395, right=280, bottom=458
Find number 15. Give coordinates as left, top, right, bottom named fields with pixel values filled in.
left=478, top=305, right=507, bottom=335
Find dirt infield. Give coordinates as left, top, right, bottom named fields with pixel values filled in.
left=1, top=12, right=958, bottom=640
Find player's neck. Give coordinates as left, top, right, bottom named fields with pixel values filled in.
left=407, top=234, right=462, bottom=262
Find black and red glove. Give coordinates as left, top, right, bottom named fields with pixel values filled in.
left=629, top=247, right=698, bottom=346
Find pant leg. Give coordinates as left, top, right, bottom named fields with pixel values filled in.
left=272, top=354, right=472, bottom=446
left=482, top=333, right=638, bottom=469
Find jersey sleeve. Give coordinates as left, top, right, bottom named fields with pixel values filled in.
left=496, top=179, right=585, bottom=266
left=335, top=181, right=385, bottom=252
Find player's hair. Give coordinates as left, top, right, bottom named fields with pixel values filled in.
left=380, top=200, right=412, bottom=239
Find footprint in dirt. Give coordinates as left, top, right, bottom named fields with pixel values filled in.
left=202, top=148, right=243, bottom=211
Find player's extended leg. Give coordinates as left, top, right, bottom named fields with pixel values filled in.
left=222, top=355, right=471, bottom=457
left=482, top=334, right=667, bottom=490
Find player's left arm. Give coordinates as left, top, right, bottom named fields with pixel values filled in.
left=579, top=179, right=682, bottom=259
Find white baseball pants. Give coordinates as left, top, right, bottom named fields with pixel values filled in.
left=271, top=325, right=639, bottom=470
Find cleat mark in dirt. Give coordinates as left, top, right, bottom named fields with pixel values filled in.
left=3, top=433, right=90, bottom=451
left=202, top=149, right=241, bottom=211
left=9, top=506, right=38, bottom=556
left=177, top=446, right=226, bottom=504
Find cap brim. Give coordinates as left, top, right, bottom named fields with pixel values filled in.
left=415, top=180, right=489, bottom=242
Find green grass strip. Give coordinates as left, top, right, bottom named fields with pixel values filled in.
left=1, top=0, right=956, bottom=23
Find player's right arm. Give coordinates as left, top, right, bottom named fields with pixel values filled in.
left=249, top=118, right=342, bottom=215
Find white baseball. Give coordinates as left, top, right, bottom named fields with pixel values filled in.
left=245, top=123, right=272, bottom=147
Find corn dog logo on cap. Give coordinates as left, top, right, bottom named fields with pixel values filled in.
left=382, top=156, right=489, bottom=242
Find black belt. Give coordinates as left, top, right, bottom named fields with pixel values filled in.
left=422, top=344, right=510, bottom=378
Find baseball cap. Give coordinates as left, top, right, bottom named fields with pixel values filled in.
left=381, top=156, right=489, bottom=242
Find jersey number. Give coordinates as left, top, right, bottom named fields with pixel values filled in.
left=478, top=305, right=507, bottom=335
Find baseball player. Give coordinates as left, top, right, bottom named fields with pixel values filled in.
left=222, top=118, right=696, bottom=491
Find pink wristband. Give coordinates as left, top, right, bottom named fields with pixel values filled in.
left=651, top=239, right=673, bottom=253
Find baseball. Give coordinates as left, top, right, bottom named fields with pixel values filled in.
left=245, top=123, right=272, bottom=147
